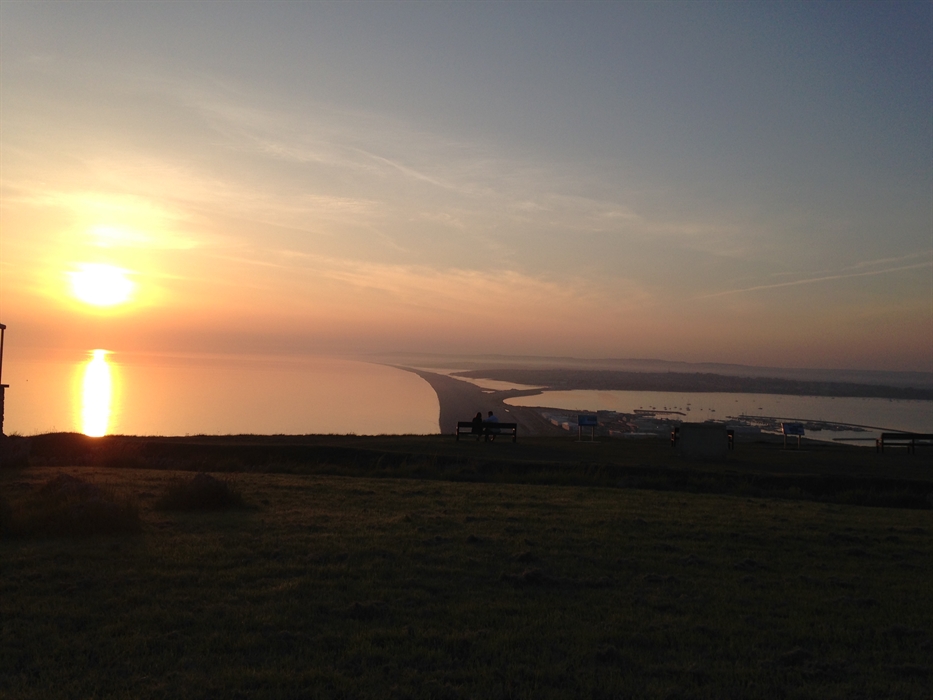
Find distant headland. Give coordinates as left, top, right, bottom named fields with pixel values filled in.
left=372, top=352, right=933, bottom=393
left=451, top=368, right=933, bottom=401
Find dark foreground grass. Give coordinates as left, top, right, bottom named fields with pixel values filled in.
left=21, top=433, right=933, bottom=510
left=1, top=466, right=931, bottom=699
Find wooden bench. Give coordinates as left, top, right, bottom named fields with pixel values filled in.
left=670, top=427, right=734, bottom=450
left=456, top=421, right=518, bottom=442
left=875, top=432, right=933, bottom=454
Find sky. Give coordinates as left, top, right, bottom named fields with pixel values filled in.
left=1, top=1, right=931, bottom=372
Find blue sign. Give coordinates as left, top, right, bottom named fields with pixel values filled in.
left=782, top=422, right=805, bottom=436
left=578, top=415, right=598, bottom=427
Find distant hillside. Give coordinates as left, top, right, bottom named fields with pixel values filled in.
left=368, top=352, right=933, bottom=390
left=453, top=369, right=933, bottom=401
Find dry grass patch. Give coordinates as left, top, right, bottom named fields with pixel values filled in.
left=153, top=472, right=247, bottom=511
left=1, top=473, right=139, bottom=537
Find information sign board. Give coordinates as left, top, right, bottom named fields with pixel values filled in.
left=781, top=422, right=805, bottom=449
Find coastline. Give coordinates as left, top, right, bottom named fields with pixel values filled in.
left=397, top=366, right=932, bottom=442
left=397, top=367, right=564, bottom=436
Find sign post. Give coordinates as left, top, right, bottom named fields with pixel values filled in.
left=782, top=422, right=805, bottom=449
left=577, top=414, right=598, bottom=442
left=0, top=323, right=6, bottom=436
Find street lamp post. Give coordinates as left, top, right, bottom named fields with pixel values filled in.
left=0, top=323, right=7, bottom=436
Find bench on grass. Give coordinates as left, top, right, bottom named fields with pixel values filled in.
left=456, top=421, right=518, bottom=442
left=670, top=427, right=734, bottom=450
left=875, top=432, right=933, bottom=454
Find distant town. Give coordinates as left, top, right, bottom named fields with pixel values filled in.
left=538, top=409, right=868, bottom=440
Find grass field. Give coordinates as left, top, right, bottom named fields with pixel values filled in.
left=2, top=446, right=931, bottom=699
left=17, top=433, right=933, bottom=509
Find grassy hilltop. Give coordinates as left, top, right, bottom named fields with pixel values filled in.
left=2, top=434, right=931, bottom=699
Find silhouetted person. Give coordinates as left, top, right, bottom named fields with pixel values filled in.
left=486, top=410, right=500, bottom=440
left=471, top=412, right=484, bottom=440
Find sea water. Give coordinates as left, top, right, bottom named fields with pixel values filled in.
left=4, top=350, right=440, bottom=436
left=6, top=351, right=930, bottom=441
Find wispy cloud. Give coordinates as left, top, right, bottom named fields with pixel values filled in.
left=697, top=254, right=933, bottom=299
left=223, top=247, right=651, bottom=315
left=2, top=188, right=204, bottom=250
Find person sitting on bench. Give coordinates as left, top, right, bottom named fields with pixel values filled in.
left=486, top=410, right=500, bottom=440
left=471, top=412, right=484, bottom=440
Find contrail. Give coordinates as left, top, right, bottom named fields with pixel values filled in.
left=698, top=261, right=932, bottom=299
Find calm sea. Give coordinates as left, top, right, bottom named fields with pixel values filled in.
left=4, top=350, right=440, bottom=436
left=5, top=351, right=930, bottom=441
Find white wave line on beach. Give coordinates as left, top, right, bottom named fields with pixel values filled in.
left=697, top=261, right=932, bottom=300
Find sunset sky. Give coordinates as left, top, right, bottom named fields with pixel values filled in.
left=2, top=1, right=931, bottom=371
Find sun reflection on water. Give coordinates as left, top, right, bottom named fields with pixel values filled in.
left=80, top=349, right=114, bottom=437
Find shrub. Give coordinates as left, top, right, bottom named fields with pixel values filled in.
left=0, top=435, right=31, bottom=468
left=3, top=473, right=140, bottom=537
left=0, top=493, right=12, bottom=536
left=154, top=472, right=246, bottom=511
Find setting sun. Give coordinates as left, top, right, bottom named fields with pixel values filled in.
left=68, top=263, right=135, bottom=307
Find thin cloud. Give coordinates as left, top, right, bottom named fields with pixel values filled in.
left=230, top=248, right=649, bottom=314
left=698, top=259, right=933, bottom=299
left=4, top=188, right=203, bottom=250
left=840, top=251, right=933, bottom=272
